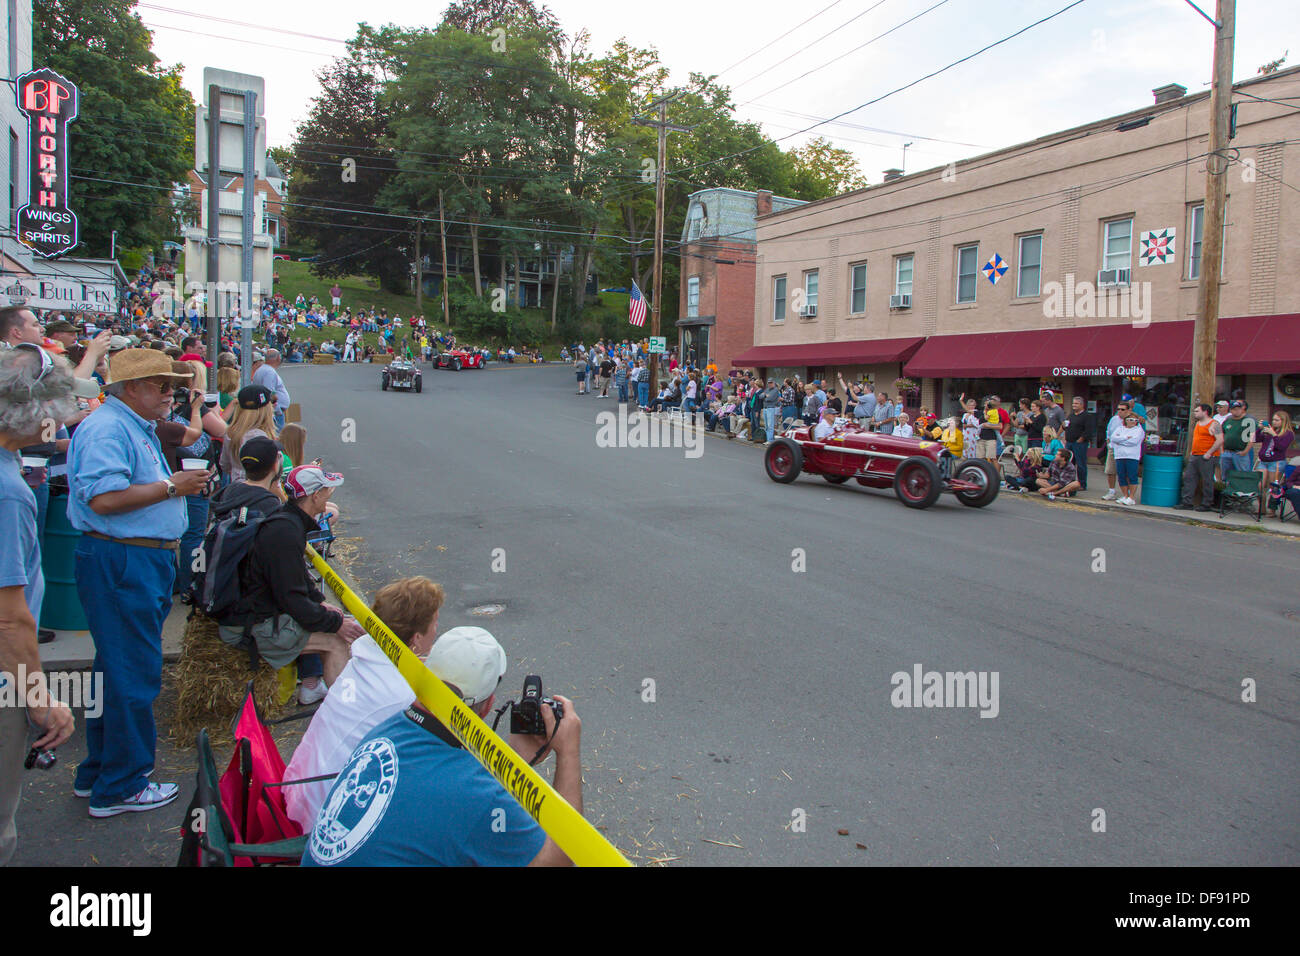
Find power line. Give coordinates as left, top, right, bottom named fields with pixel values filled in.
left=730, top=0, right=897, bottom=92
left=711, top=0, right=851, bottom=80
left=675, top=0, right=1091, bottom=179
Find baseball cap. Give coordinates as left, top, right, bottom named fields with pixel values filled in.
left=237, top=384, right=273, bottom=409
left=108, top=335, right=131, bottom=352
left=45, top=319, right=78, bottom=334
left=252, top=350, right=266, bottom=362
left=238, top=435, right=282, bottom=473
left=284, top=463, right=344, bottom=499
left=1215, top=399, right=1229, bottom=407
left=1229, top=400, right=1245, bottom=408
left=423, top=626, right=507, bottom=706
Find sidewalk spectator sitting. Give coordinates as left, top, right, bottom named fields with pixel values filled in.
left=216, top=465, right=365, bottom=688
left=1036, top=448, right=1081, bottom=500
left=728, top=400, right=752, bottom=440
left=280, top=422, right=340, bottom=523
left=209, top=436, right=285, bottom=519
left=284, top=576, right=446, bottom=831
left=67, top=349, right=212, bottom=817
left=1005, top=447, right=1046, bottom=492
left=1041, top=427, right=1063, bottom=463
left=0, top=345, right=78, bottom=861
left=1108, top=411, right=1146, bottom=505
left=302, top=625, right=582, bottom=867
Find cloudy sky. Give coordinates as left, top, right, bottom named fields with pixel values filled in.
left=141, top=0, right=1297, bottom=182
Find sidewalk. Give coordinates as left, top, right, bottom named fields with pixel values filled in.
left=660, top=409, right=1300, bottom=538
left=38, top=600, right=190, bottom=669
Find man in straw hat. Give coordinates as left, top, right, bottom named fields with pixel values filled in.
left=66, top=349, right=212, bottom=818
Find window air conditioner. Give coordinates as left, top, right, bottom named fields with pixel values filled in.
left=800, top=304, right=817, bottom=317
left=1097, top=268, right=1131, bottom=288
left=889, top=293, right=912, bottom=309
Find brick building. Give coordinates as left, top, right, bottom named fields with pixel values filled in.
left=677, top=187, right=804, bottom=371
left=747, top=67, right=1300, bottom=450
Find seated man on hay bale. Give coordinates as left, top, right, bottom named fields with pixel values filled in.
left=215, top=464, right=365, bottom=686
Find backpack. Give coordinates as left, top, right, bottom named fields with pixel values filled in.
left=193, top=504, right=274, bottom=621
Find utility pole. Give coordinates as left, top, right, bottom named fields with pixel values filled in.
left=438, top=190, right=451, bottom=329
left=1189, top=0, right=1236, bottom=444
left=414, top=218, right=423, bottom=315
left=205, top=83, right=221, bottom=373
left=239, top=89, right=256, bottom=388
left=633, top=95, right=694, bottom=395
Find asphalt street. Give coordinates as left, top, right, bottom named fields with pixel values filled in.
left=267, top=360, right=1299, bottom=866
left=16, top=359, right=1299, bottom=866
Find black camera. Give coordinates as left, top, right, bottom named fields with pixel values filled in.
left=24, top=747, right=56, bottom=771
left=509, top=675, right=563, bottom=737
left=172, top=386, right=190, bottom=406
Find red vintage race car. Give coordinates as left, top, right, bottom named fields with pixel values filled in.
left=434, top=348, right=485, bottom=370
left=763, top=421, right=1000, bottom=509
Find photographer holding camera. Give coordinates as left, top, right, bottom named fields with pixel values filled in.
left=303, top=625, right=583, bottom=867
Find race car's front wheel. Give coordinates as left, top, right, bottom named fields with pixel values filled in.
left=381, top=375, right=389, bottom=391
left=453, top=358, right=462, bottom=371
left=414, top=377, right=422, bottom=393
left=893, top=456, right=942, bottom=509
left=952, top=459, right=1000, bottom=507
left=765, top=438, right=803, bottom=483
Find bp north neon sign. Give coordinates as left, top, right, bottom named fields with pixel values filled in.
left=15, top=68, right=79, bottom=259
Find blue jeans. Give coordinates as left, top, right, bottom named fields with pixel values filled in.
left=73, top=537, right=176, bottom=806
left=763, top=406, right=776, bottom=438
left=273, top=407, right=286, bottom=431
left=1067, top=441, right=1090, bottom=489
left=617, top=382, right=628, bottom=402
left=175, top=493, right=209, bottom=596
left=1219, top=450, right=1254, bottom=475
left=637, top=381, right=649, bottom=407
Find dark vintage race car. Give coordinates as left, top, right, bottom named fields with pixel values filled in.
left=763, top=421, right=1000, bottom=509
left=381, top=358, right=423, bottom=392
left=434, top=348, right=485, bottom=370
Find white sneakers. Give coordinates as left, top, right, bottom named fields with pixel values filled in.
left=1102, top=489, right=1117, bottom=500
left=298, top=679, right=329, bottom=705
left=88, top=782, right=180, bottom=818
left=1119, top=496, right=1136, bottom=505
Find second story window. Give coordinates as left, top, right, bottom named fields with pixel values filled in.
left=1103, top=218, right=1133, bottom=273
left=895, top=255, right=913, bottom=296
left=850, top=262, right=866, bottom=314
left=686, top=276, right=699, bottom=318
left=773, top=275, right=786, bottom=322
left=1017, top=234, right=1042, bottom=297
left=956, top=244, right=978, bottom=303
left=804, top=270, right=819, bottom=314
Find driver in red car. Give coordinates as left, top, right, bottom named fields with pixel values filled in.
left=813, top=406, right=837, bottom=440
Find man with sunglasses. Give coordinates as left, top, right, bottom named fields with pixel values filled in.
left=66, top=349, right=212, bottom=818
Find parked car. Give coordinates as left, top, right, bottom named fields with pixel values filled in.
left=763, top=420, right=1000, bottom=510
left=434, top=348, right=484, bottom=371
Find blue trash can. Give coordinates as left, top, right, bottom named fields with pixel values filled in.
left=1139, top=453, right=1183, bottom=508
left=39, top=491, right=89, bottom=631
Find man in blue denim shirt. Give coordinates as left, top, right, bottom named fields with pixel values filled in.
left=67, top=350, right=211, bottom=818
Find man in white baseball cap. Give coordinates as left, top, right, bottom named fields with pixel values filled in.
left=303, top=622, right=584, bottom=867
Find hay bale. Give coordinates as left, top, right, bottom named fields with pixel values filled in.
left=170, top=611, right=286, bottom=747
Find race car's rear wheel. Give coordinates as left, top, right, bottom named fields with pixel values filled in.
left=765, top=438, right=803, bottom=483
left=414, top=377, right=422, bottom=393
left=953, top=459, right=1000, bottom=507
left=893, top=456, right=942, bottom=509
left=823, top=474, right=850, bottom=484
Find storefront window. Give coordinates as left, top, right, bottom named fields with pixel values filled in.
left=940, top=378, right=1038, bottom=417
left=1129, top=376, right=1189, bottom=442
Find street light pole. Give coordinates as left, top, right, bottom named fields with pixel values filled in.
left=1189, top=0, right=1235, bottom=443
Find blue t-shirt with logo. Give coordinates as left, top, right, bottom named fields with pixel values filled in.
left=302, top=712, right=546, bottom=867
left=0, top=447, right=44, bottom=621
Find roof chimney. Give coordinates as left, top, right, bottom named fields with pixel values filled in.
left=882, top=168, right=903, bottom=183
left=1152, top=83, right=1186, bottom=105
left=755, top=189, right=773, bottom=216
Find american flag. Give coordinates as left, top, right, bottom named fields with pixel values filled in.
left=628, top=281, right=647, bottom=327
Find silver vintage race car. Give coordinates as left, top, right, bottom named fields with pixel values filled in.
left=381, top=358, right=423, bottom=393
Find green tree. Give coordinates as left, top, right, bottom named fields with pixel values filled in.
left=32, top=0, right=194, bottom=257
left=785, top=137, right=868, bottom=198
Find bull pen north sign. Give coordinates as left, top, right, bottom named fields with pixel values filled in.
left=15, top=68, right=79, bottom=259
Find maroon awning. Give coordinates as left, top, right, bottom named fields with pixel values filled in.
left=903, top=315, right=1300, bottom=378
left=732, top=336, right=926, bottom=369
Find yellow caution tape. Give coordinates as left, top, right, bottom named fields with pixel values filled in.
left=307, top=545, right=631, bottom=867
